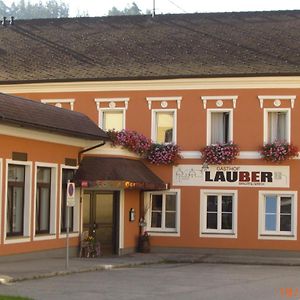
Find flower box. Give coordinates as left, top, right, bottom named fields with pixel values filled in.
left=261, top=141, right=299, bottom=162
left=202, top=142, right=239, bottom=165
left=107, top=129, right=181, bottom=165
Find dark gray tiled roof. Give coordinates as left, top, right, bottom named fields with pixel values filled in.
left=0, top=93, right=108, bottom=140
left=0, top=10, right=299, bottom=83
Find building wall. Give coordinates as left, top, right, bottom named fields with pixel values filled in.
left=0, top=133, right=81, bottom=256
left=11, top=83, right=300, bottom=252
left=123, top=190, right=140, bottom=251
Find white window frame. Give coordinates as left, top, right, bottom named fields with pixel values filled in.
left=206, top=109, right=233, bottom=145
left=4, top=159, right=32, bottom=244
left=144, top=189, right=180, bottom=237
left=200, top=189, right=238, bottom=238
left=95, top=98, right=129, bottom=130
left=151, top=109, right=177, bottom=144
left=59, top=165, right=80, bottom=238
left=41, top=99, right=75, bottom=110
left=258, top=191, right=297, bottom=240
left=263, top=108, right=291, bottom=144
left=99, top=108, right=126, bottom=130
left=33, top=162, right=58, bottom=241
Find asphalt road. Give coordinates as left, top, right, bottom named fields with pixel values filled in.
left=0, top=263, right=299, bottom=300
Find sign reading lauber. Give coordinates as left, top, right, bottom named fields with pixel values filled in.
left=173, top=165, right=290, bottom=187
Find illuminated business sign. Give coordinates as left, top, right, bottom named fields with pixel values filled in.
left=173, top=165, right=289, bottom=187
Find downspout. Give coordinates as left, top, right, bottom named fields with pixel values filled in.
left=77, top=140, right=106, bottom=237
left=77, top=140, right=106, bottom=164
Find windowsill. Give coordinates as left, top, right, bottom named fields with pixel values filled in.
left=147, top=230, right=180, bottom=237
left=200, top=231, right=237, bottom=239
left=259, top=233, right=296, bottom=240
left=33, top=234, right=57, bottom=241
left=4, top=236, right=31, bottom=244
left=59, top=231, right=80, bottom=239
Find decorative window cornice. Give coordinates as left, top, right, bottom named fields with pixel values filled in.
left=95, top=98, right=130, bottom=111
left=201, top=95, right=238, bottom=109
left=41, top=99, right=75, bottom=110
left=258, top=95, right=296, bottom=109
left=146, top=96, right=182, bottom=110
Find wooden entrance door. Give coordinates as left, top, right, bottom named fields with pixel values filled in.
left=83, top=191, right=119, bottom=255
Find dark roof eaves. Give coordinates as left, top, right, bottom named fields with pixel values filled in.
left=0, top=118, right=109, bottom=141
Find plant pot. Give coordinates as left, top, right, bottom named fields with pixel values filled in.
left=138, top=237, right=150, bottom=253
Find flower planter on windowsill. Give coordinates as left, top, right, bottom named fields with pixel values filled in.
left=202, top=142, right=239, bottom=165
left=260, top=141, right=299, bottom=162
left=107, top=129, right=181, bottom=165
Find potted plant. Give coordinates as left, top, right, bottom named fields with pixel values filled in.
left=202, top=142, right=239, bottom=165
left=260, top=141, right=299, bottom=162
left=138, top=231, right=150, bottom=253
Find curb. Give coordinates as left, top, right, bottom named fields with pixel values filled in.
left=2, top=256, right=300, bottom=283
left=5, top=259, right=167, bottom=283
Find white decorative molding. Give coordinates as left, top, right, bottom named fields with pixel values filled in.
left=258, top=95, right=296, bottom=109
left=41, top=98, right=75, bottom=110
left=273, top=99, right=281, bottom=107
left=180, top=151, right=202, bottom=159
left=180, top=151, right=262, bottom=160
left=95, top=98, right=130, bottom=111
left=161, top=100, right=168, bottom=108
left=146, top=97, right=182, bottom=110
left=201, top=95, right=238, bottom=109
left=1, top=77, right=300, bottom=94
left=237, top=151, right=261, bottom=159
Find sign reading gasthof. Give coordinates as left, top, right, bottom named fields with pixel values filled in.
left=173, top=165, right=290, bottom=187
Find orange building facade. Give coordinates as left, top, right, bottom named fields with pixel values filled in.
left=0, top=76, right=298, bottom=256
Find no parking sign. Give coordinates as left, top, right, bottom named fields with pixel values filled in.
left=66, top=181, right=75, bottom=207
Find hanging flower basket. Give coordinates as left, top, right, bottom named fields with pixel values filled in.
left=202, top=142, right=239, bottom=165
left=107, top=129, right=181, bottom=165
left=260, top=141, right=299, bottom=162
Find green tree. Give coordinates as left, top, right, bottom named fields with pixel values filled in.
left=2, top=0, right=69, bottom=20
left=108, top=2, right=142, bottom=16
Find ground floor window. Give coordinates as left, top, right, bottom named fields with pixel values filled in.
left=6, top=160, right=32, bottom=241
left=144, top=190, right=180, bottom=234
left=259, top=191, right=297, bottom=239
left=36, top=167, right=51, bottom=234
left=34, top=163, right=57, bottom=237
left=7, top=164, right=25, bottom=236
left=200, top=190, right=237, bottom=237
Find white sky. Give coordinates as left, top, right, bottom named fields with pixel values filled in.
left=3, top=0, right=300, bottom=17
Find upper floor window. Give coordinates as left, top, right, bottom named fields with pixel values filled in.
left=147, top=97, right=181, bottom=144
left=101, top=110, right=124, bottom=131
left=207, top=109, right=233, bottom=145
left=95, top=98, right=129, bottom=131
left=152, top=110, right=176, bottom=143
left=264, top=109, right=290, bottom=143
left=259, top=191, right=297, bottom=240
